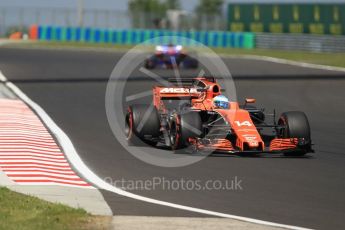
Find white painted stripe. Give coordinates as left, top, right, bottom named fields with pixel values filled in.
left=0, top=149, right=61, bottom=154
left=13, top=182, right=95, bottom=189
left=0, top=152, right=61, bottom=156
left=0, top=160, right=69, bottom=166
left=0, top=111, right=33, bottom=113
left=0, top=71, right=6, bottom=82
left=9, top=175, right=84, bottom=182
left=0, top=114, right=42, bottom=118
left=225, top=54, right=345, bottom=73
left=0, top=128, right=48, bottom=132
left=0, top=127, right=49, bottom=132
left=0, top=119, right=40, bottom=123
left=12, top=181, right=86, bottom=187
left=0, top=114, right=41, bottom=118
left=7, top=172, right=80, bottom=178
left=0, top=155, right=66, bottom=160
left=0, top=152, right=65, bottom=159
left=0, top=124, right=47, bottom=129
left=0, top=145, right=61, bottom=152
left=0, top=156, right=68, bottom=162
left=0, top=130, right=51, bottom=134
left=0, top=146, right=60, bottom=151
left=0, top=164, right=71, bottom=170
left=0, top=135, right=54, bottom=140
left=0, top=138, right=55, bottom=143
left=0, top=112, right=34, bottom=115
left=0, top=142, right=56, bottom=147
left=0, top=72, right=312, bottom=229
left=2, top=168, right=76, bottom=174
left=0, top=120, right=44, bottom=124
left=0, top=151, right=63, bottom=156
left=0, top=145, right=58, bottom=150
left=0, top=155, right=66, bottom=162
left=0, top=113, right=39, bottom=117
left=0, top=131, right=51, bottom=136
left=0, top=142, right=59, bottom=147
left=0, top=118, right=39, bottom=122
left=0, top=119, right=44, bottom=123
left=0, top=109, right=33, bottom=112
left=0, top=118, right=38, bottom=122
left=0, top=103, right=28, bottom=105
left=13, top=178, right=88, bottom=184
left=0, top=122, right=46, bottom=126
left=0, top=126, right=48, bottom=131
left=0, top=165, right=73, bottom=171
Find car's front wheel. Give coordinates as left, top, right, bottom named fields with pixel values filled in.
left=278, top=111, right=312, bottom=156
left=169, top=112, right=202, bottom=151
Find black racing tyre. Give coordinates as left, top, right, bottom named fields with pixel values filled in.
left=144, top=56, right=157, bottom=69
left=278, top=111, right=311, bottom=156
left=169, top=112, right=202, bottom=150
left=125, top=105, right=160, bottom=146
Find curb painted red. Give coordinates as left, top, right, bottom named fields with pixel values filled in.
left=0, top=99, right=92, bottom=187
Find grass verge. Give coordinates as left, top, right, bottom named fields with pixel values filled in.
left=0, top=187, right=111, bottom=230
left=2, top=40, right=345, bottom=68
left=213, top=47, right=345, bottom=68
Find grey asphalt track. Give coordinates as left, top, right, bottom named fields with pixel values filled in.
left=0, top=47, right=344, bottom=229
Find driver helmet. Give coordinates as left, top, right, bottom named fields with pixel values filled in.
left=213, top=95, right=229, bottom=109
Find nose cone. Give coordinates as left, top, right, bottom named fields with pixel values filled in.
left=247, top=141, right=259, bottom=147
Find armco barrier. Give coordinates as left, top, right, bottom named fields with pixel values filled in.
left=32, top=25, right=255, bottom=49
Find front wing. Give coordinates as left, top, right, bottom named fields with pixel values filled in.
left=188, top=137, right=313, bottom=154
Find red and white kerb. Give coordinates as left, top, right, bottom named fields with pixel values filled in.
left=0, top=99, right=92, bottom=187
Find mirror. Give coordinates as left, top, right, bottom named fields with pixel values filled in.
left=245, top=98, right=256, bottom=103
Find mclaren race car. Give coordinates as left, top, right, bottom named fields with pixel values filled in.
left=144, top=44, right=198, bottom=69
left=125, top=77, right=313, bottom=156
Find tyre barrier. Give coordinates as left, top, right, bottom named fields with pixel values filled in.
left=29, top=25, right=255, bottom=49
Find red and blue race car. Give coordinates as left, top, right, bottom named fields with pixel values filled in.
left=144, top=44, right=198, bottom=69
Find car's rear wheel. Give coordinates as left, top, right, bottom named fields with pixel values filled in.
left=169, top=112, right=202, bottom=151
left=125, top=105, right=160, bottom=146
left=278, top=111, right=311, bottom=156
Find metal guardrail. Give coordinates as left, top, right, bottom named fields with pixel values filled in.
left=256, top=33, right=345, bottom=53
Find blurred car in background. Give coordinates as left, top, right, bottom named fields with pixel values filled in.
left=144, top=44, right=198, bottom=69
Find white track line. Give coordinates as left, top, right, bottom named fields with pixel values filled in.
left=224, top=54, right=345, bottom=73
left=0, top=71, right=6, bottom=82
left=0, top=70, right=312, bottom=230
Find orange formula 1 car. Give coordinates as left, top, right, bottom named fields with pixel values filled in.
left=125, top=77, right=313, bottom=156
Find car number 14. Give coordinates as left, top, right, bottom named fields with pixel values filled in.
left=235, top=121, right=252, bottom=127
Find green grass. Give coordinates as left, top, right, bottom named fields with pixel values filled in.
left=0, top=187, right=110, bottom=230
left=212, top=47, right=345, bottom=68
left=2, top=40, right=345, bottom=68
left=3, top=41, right=135, bottom=51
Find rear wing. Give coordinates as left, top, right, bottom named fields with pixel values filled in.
left=167, top=77, right=216, bottom=86
left=154, top=86, right=199, bottom=98
left=154, top=77, right=220, bottom=99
